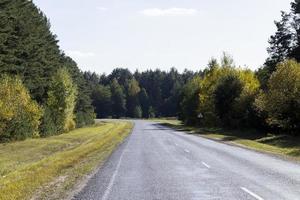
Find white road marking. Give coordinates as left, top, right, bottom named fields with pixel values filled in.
left=101, top=143, right=128, bottom=200
left=240, top=187, right=264, bottom=200
left=184, top=149, right=190, bottom=153
left=201, top=162, right=211, bottom=169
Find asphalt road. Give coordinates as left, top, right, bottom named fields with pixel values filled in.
left=74, top=120, right=300, bottom=200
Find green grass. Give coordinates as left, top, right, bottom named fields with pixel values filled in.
left=0, top=121, right=133, bottom=200
left=155, top=119, right=300, bottom=160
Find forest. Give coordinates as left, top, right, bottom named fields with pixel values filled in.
left=0, top=0, right=95, bottom=141
left=86, top=0, right=300, bottom=135
left=0, top=0, right=300, bottom=143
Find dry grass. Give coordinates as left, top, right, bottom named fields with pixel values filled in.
left=0, top=121, right=133, bottom=200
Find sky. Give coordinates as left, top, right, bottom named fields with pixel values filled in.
left=33, top=0, right=292, bottom=74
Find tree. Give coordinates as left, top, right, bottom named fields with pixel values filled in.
left=41, top=68, right=78, bottom=136
left=148, top=106, right=156, bottom=118
left=126, top=78, right=141, bottom=117
left=0, top=1, right=95, bottom=129
left=198, top=63, right=235, bottom=126
left=133, top=106, right=143, bottom=118
left=139, top=88, right=150, bottom=118
left=62, top=56, right=95, bottom=127
left=214, top=74, right=243, bottom=127
left=221, top=52, right=234, bottom=68
left=198, top=55, right=260, bottom=128
left=92, top=85, right=112, bottom=118
left=0, top=75, right=42, bottom=141
left=259, top=0, right=300, bottom=88
left=108, top=68, right=133, bottom=86
left=0, top=0, right=61, bottom=103
left=110, top=79, right=126, bottom=118
left=255, top=60, right=300, bottom=133
left=235, top=70, right=261, bottom=128
left=179, top=76, right=202, bottom=125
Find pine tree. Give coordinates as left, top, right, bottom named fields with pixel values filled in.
left=92, top=85, right=112, bottom=118
left=0, top=0, right=95, bottom=128
left=259, top=0, right=300, bottom=88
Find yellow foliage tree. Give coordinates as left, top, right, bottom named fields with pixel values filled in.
left=0, top=75, right=42, bottom=141
left=255, top=60, right=300, bottom=133
left=41, top=68, right=78, bottom=136
left=198, top=56, right=260, bottom=127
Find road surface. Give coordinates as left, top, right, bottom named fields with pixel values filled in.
left=74, top=120, right=300, bottom=200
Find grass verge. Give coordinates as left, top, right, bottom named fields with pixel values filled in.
left=154, top=119, right=300, bottom=160
left=0, top=120, right=133, bottom=200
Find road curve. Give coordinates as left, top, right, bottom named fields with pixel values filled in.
left=74, top=120, right=300, bottom=200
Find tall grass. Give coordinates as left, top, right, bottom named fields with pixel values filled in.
left=0, top=121, right=132, bottom=200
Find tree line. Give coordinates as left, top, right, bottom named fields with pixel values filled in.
left=180, top=0, right=300, bottom=134
left=0, top=0, right=300, bottom=142
left=87, top=0, right=300, bottom=135
left=84, top=68, right=197, bottom=119
left=0, top=0, right=95, bottom=141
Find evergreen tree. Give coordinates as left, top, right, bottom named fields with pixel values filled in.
left=214, top=74, right=243, bottom=127
left=0, top=0, right=61, bottom=103
left=0, top=0, right=95, bottom=128
left=62, top=56, right=95, bottom=127
left=259, top=0, right=300, bottom=88
left=92, top=85, right=112, bottom=118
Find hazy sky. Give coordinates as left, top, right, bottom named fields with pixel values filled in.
left=33, top=0, right=291, bottom=74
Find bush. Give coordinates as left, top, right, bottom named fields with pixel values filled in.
left=40, top=107, right=57, bottom=136
left=0, top=75, right=42, bottom=141
left=75, top=111, right=95, bottom=128
left=255, top=60, right=300, bottom=133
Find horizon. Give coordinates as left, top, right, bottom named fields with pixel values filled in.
left=33, top=0, right=291, bottom=74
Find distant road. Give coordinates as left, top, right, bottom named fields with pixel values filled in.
left=74, top=120, right=300, bottom=200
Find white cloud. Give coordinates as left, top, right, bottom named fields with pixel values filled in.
left=140, top=8, right=197, bottom=17
left=96, top=6, right=108, bottom=11
left=66, top=50, right=95, bottom=58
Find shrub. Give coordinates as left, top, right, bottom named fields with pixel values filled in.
left=255, top=60, right=300, bottom=133
left=75, top=111, right=95, bottom=128
left=0, top=75, right=42, bottom=141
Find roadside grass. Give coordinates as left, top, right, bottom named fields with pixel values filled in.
left=0, top=121, right=133, bottom=200
left=154, top=119, right=300, bottom=160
